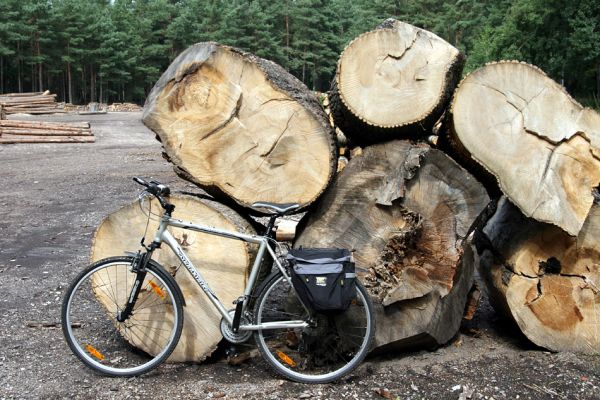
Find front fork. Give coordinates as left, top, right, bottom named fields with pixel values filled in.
left=116, top=249, right=154, bottom=322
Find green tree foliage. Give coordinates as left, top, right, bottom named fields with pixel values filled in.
left=0, top=0, right=597, bottom=105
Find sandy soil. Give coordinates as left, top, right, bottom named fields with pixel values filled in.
left=0, top=112, right=598, bottom=399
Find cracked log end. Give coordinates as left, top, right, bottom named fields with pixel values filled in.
left=295, top=140, right=489, bottom=350
left=142, top=42, right=336, bottom=212
left=449, top=61, right=600, bottom=235
left=330, top=19, right=463, bottom=145
left=91, top=194, right=258, bottom=362
left=478, top=197, right=600, bottom=353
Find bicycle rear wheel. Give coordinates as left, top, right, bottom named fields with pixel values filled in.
left=62, top=256, right=183, bottom=376
left=253, top=272, right=375, bottom=383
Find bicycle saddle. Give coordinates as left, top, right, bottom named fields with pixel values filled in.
left=251, top=201, right=300, bottom=214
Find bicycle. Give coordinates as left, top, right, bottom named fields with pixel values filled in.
left=62, top=177, right=375, bottom=383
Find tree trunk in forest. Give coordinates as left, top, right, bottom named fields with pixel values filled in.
left=36, top=34, right=43, bottom=92
left=597, top=63, right=600, bottom=100
left=329, top=18, right=464, bottom=145
left=67, top=62, right=72, bottom=105
left=295, top=140, right=489, bottom=351
left=142, top=42, right=337, bottom=213
left=17, top=42, right=22, bottom=93
left=90, top=194, right=262, bottom=362
left=90, top=68, right=96, bottom=103
left=476, top=197, right=600, bottom=353
left=448, top=61, right=600, bottom=236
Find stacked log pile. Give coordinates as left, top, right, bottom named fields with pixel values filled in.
left=107, top=102, right=142, bottom=112
left=92, top=18, right=600, bottom=360
left=0, top=91, right=65, bottom=115
left=0, top=120, right=94, bottom=144
left=449, top=62, right=600, bottom=352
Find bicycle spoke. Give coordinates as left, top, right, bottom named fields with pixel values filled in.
left=63, top=258, right=182, bottom=377
left=254, top=274, right=374, bottom=383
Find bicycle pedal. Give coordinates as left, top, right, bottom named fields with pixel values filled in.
left=225, top=345, right=238, bottom=358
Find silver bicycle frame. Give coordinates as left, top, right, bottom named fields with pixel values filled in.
left=152, top=213, right=309, bottom=331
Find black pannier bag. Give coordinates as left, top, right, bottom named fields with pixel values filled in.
left=286, top=248, right=356, bottom=312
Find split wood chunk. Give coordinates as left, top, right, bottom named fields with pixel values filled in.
left=449, top=61, right=600, bottom=236
left=143, top=42, right=336, bottom=213
left=295, top=140, right=489, bottom=350
left=477, top=197, right=600, bottom=353
left=330, top=19, right=464, bottom=144
left=91, top=194, right=259, bottom=362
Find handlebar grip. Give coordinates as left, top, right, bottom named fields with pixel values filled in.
left=133, top=177, right=175, bottom=214
left=133, top=177, right=149, bottom=187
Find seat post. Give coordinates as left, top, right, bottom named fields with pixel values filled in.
left=265, top=214, right=278, bottom=237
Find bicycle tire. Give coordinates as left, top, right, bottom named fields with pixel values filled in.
left=62, top=256, right=184, bottom=377
left=253, top=271, right=375, bottom=383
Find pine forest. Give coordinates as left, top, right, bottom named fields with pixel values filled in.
left=0, top=0, right=598, bottom=108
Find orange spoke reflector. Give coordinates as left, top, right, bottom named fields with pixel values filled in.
left=85, top=344, right=105, bottom=361
left=149, top=280, right=166, bottom=299
left=277, top=350, right=297, bottom=368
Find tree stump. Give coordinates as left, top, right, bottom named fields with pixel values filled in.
left=449, top=61, right=600, bottom=235
left=142, top=42, right=337, bottom=213
left=477, top=197, right=600, bottom=353
left=91, top=194, right=260, bottom=362
left=295, top=140, right=489, bottom=350
left=329, top=19, right=464, bottom=145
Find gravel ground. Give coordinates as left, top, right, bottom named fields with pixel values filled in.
left=0, top=112, right=598, bottom=399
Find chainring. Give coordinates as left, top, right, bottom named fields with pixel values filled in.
left=220, top=310, right=253, bottom=344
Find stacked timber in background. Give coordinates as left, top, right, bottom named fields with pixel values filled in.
left=0, top=120, right=94, bottom=144
left=0, top=91, right=65, bottom=115
left=107, top=102, right=142, bottom=112
left=92, top=17, right=600, bottom=360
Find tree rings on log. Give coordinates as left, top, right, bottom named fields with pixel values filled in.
left=142, top=42, right=337, bottom=213
left=91, top=194, right=258, bottom=362
left=477, top=197, right=600, bottom=353
left=329, top=19, right=464, bottom=145
left=449, top=61, right=600, bottom=236
left=295, top=140, right=489, bottom=350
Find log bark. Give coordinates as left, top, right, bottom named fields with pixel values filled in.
left=91, top=194, right=262, bottom=362
left=477, top=197, right=600, bottom=353
left=142, top=42, right=337, bottom=213
left=329, top=19, right=464, bottom=145
left=295, top=140, right=489, bottom=350
left=448, top=61, right=600, bottom=236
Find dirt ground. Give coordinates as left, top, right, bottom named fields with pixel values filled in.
left=0, top=112, right=598, bottom=400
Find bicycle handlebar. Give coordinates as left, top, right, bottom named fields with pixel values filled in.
left=133, top=177, right=174, bottom=213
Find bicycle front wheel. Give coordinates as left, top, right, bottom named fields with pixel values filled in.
left=254, top=272, right=375, bottom=383
left=62, top=256, right=183, bottom=377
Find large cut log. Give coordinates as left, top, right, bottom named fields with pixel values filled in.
left=91, top=194, right=262, bottom=362
left=295, top=140, right=489, bottom=351
left=143, top=42, right=337, bottom=213
left=329, top=19, right=464, bottom=145
left=477, top=197, right=600, bottom=353
left=448, top=61, right=600, bottom=236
